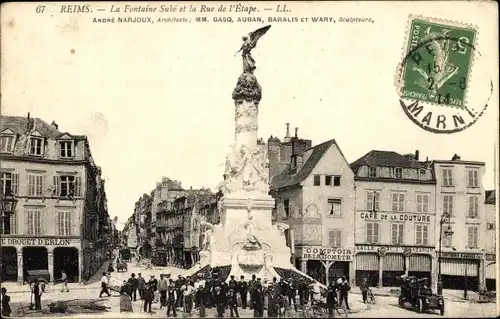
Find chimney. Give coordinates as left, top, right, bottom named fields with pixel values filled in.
left=415, top=150, right=419, bottom=161
left=51, top=121, right=59, bottom=130
left=452, top=154, right=461, bottom=161
left=26, top=112, right=31, bottom=130
left=295, top=127, right=298, bottom=138
left=285, top=123, right=290, bottom=139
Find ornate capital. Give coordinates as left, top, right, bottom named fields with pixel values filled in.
left=235, top=124, right=258, bottom=134
left=232, top=72, right=262, bottom=102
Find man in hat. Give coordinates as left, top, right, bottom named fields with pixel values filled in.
left=228, top=275, right=238, bottom=291
left=127, top=273, right=139, bottom=302
left=248, top=274, right=257, bottom=310
left=166, top=284, right=177, bottom=317
left=175, top=275, right=185, bottom=308
left=137, top=273, right=146, bottom=300
left=142, top=283, right=154, bottom=314
left=196, top=282, right=208, bottom=317
left=158, top=274, right=169, bottom=308
left=252, top=280, right=264, bottom=317
left=213, top=286, right=226, bottom=317
left=238, top=275, right=248, bottom=309
left=228, top=287, right=239, bottom=318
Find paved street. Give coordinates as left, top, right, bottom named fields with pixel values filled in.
left=6, top=262, right=497, bottom=318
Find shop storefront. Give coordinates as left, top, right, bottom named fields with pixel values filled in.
left=485, top=253, right=496, bottom=291
left=1, top=236, right=83, bottom=283
left=440, top=251, right=481, bottom=290
left=296, top=246, right=354, bottom=286
left=355, top=244, right=434, bottom=287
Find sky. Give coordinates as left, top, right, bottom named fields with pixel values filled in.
left=1, top=2, right=498, bottom=229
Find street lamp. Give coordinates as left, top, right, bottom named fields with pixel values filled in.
left=437, top=212, right=454, bottom=295
left=1, top=190, right=18, bottom=234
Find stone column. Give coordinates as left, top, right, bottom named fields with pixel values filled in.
left=349, top=258, right=356, bottom=287
left=404, top=256, right=410, bottom=276
left=431, top=254, right=438, bottom=293
left=378, top=257, right=383, bottom=288
left=78, top=249, right=83, bottom=282
left=47, top=250, right=54, bottom=282
left=17, top=251, right=23, bottom=284
left=232, top=73, right=261, bottom=152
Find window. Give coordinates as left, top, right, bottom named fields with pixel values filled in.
left=416, top=193, right=429, bottom=213
left=368, top=166, right=377, bottom=178
left=313, top=175, right=321, bottom=186
left=333, top=176, right=340, bottom=186
left=366, top=223, right=380, bottom=243
left=325, top=175, right=341, bottom=186
left=27, top=174, right=44, bottom=197
left=328, top=198, right=342, bottom=217
left=391, top=223, right=404, bottom=245
left=0, top=135, right=15, bottom=153
left=1, top=211, right=17, bottom=235
left=283, top=199, right=290, bottom=218
left=57, top=211, right=72, bottom=236
left=468, top=196, right=479, bottom=218
left=329, top=229, right=342, bottom=247
left=59, top=141, right=74, bottom=158
left=1, top=172, right=19, bottom=195
left=442, top=168, right=453, bottom=186
left=26, top=210, right=43, bottom=235
left=467, top=170, right=479, bottom=187
left=467, top=226, right=478, bottom=248
left=395, top=167, right=403, bottom=179
left=325, top=175, right=332, bottom=186
left=415, top=225, right=428, bottom=245
left=443, top=195, right=454, bottom=216
left=391, top=192, right=406, bottom=212
left=442, top=228, right=452, bottom=247
left=29, top=137, right=44, bottom=156
left=54, top=175, right=82, bottom=197
left=366, top=191, right=380, bottom=211
left=418, top=169, right=427, bottom=180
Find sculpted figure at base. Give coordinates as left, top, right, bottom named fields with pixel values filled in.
left=200, top=220, right=214, bottom=251
left=223, top=144, right=269, bottom=195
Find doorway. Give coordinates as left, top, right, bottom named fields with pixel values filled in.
left=22, top=247, right=48, bottom=283
left=54, top=247, right=79, bottom=283
left=1, top=246, right=18, bottom=281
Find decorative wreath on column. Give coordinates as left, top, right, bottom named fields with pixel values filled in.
left=377, top=247, right=387, bottom=257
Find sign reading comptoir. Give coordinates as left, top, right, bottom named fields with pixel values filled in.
left=1, top=238, right=72, bottom=246
left=301, top=246, right=353, bottom=261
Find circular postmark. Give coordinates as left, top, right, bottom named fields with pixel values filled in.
left=395, top=16, right=493, bottom=134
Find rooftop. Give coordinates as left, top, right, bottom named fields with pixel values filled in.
left=350, top=150, right=425, bottom=173
left=0, top=115, right=86, bottom=139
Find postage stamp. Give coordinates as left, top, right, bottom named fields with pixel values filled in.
left=395, top=15, right=492, bottom=134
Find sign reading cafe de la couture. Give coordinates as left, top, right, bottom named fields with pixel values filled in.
left=360, top=212, right=432, bottom=222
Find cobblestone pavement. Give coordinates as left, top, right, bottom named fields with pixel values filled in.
left=5, top=262, right=497, bottom=318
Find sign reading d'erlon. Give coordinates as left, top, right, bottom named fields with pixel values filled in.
left=301, top=246, right=353, bottom=261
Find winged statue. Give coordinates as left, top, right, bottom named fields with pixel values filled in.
left=235, top=25, right=272, bottom=73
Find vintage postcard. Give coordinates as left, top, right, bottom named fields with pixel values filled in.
left=0, top=1, right=498, bottom=318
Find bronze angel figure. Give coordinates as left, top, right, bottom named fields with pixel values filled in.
left=235, top=25, right=271, bottom=73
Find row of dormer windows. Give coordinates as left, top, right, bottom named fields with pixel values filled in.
left=367, top=166, right=428, bottom=180
left=0, top=135, right=75, bottom=158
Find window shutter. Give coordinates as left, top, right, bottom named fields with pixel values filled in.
left=374, top=192, right=380, bottom=210
left=399, top=194, right=405, bottom=212
left=37, top=211, right=43, bottom=235
left=75, top=176, right=82, bottom=197
left=25, top=211, right=31, bottom=235
left=474, top=227, right=478, bottom=247
left=391, top=224, right=397, bottom=244
left=56, top=212, right=61, bottom=235
left=367, top=223, right=373, bottom=242
left=12, top=173, right=19, bottom=195
left=467, top=227, right=473, bottom=248
left=399, top=224, right=404, bottom=244
left=366, top=192, right=373, bottom=210
left=391, top=193, right=398, bottom=212
left=374, top=223, right=379, bottom=242
left=27, top=175, right=32, bottom=196
left=474, top=197, right=479, bottom=217
left=335, top=230, right=341, bottom=247
left=53, top=176, right=61, bottom=196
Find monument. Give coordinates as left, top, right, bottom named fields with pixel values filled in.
left=185, top=26, right=317, bottom=284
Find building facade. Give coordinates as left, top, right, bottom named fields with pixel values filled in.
left=0, top=114, right=112, bottom=283
left=351, top=150, right=436, bottom=288
left=484, top=190, right=496, bottom=290
left=270, top=130, right=356, bottom=286
left=432, top=155, right=489, bottom=291
left=135, top=194, right=153, bottom=258
left=150, top=177, right=184, bottom=266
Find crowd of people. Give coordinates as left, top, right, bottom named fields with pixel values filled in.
left=113, top=270, right=354, bottom=318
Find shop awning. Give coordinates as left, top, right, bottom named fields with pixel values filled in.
left=356, top=253, right=379, bottom=271
left=441, top=258, right=479, bottom=276
left=383, top=253, right=404, bottom=271
left=409, top=254, right=431, bottom=272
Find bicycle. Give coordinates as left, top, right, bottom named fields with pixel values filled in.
left=367, top=289, right=376, bottom=304
left=302, top=300, right=348, bottom=318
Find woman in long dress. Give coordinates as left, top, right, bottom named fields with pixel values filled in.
left=119, top=282, right=133, bottom=313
